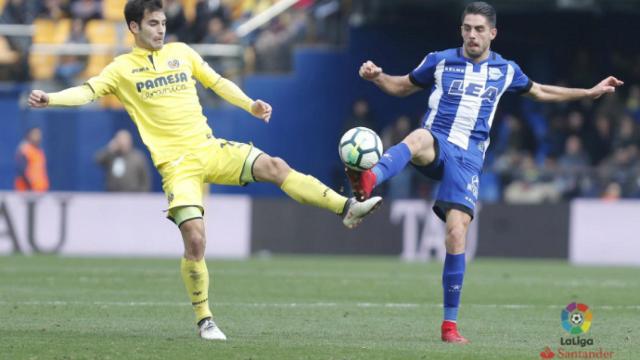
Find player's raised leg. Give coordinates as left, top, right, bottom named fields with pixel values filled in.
left=440, top=208, right=471, bottom=344
left=174, top=208, right=227, bottom=340
left=252, top=153, right=382, bottom=228
left=347, top=128, right=437, bottom=200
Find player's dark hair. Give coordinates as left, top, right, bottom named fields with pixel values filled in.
left=461, top=1, right=497, bottom=28
left=124, top=0, right=163, bottom=31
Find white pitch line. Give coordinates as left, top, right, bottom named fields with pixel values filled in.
left=0, top=300, right=639, bottom=310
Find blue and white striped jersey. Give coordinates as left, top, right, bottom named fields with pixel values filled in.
left=410, top=48, right=532, bottom=152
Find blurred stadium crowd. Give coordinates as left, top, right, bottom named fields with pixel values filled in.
left=0, top=0, right=344, bottom=85
left=2, top=0, right=640, bottom=203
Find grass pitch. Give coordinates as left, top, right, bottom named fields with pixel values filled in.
left=0, top=256, right=638, bottom=359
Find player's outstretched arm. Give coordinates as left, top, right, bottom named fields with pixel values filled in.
left=525, top=76, right=623, bottom=102
left=210, top=76, right=272, bottom=123
left=359, top=60, right=421, bottom=97
left=28, top=85, right=95, bottom=108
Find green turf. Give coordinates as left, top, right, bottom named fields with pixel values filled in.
left=0, top=256, right=638, bottom=359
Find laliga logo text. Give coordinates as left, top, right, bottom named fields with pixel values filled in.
left=539, top=302, right=616, bottom=359
left=560, top=302, right=593, bottom=346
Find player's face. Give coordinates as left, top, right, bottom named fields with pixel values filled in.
left=131, top=10, right=166, bottom=50
left=460, top=14, right=496, bottom=60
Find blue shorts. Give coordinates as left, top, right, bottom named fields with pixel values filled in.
left=412, top=131, right=484, bottom=222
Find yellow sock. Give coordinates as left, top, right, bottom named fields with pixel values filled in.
left=180, top=257, right=213, bottom=324
left=280, top=170, right=347, bottom=214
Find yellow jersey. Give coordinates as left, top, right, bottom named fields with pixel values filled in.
left=85, top=42, right=244, bottom=166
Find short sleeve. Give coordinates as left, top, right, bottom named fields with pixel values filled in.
left=182, top=43, right=222, bottom=88
left=85, top=61, right=120, bottom=98
left=409, top=52, right=439, bottom=88
left=506, top=61, right=532, bottom=94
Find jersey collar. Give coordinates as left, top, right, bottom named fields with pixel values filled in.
left=132, top=46, right=159, bottom=56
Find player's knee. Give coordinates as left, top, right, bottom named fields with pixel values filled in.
left=267, top=157, right=291, bottom=179
left=404, top=129, right=433, bottom=154
left=404, top=129, right=435, bottom=165
left=180, top=221, right=206, bottom=260
left=184, top=235, right=205, bottom=260
left=445, top=224, right=467, bottom=254
left=446, top=223, right=467, bottom=244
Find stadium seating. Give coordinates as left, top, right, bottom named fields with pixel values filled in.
left=83, top=20, right=123, bottom=108
left=182, top=0, right=198, bottom=23
left=28, top=19, right=71, bottom=80
left=85, top=19, right=118, bottom=45
left=103, top=0, right=127, bottom=21
left=83, top=20, right=117, bottom=78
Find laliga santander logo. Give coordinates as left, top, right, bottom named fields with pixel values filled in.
left=539, top=303, right=613, bottom=358
left=561, top=302, right=592, bottom=335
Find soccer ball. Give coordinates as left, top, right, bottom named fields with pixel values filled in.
left=570, top=312, right=584, bottom=325
left=338, top=127, right=383, bottom=171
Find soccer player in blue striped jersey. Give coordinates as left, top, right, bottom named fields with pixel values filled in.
left=347, top=1, right=623, bottom=343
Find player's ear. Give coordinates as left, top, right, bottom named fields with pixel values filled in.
left=129, top=21, right=139, bottom=35
left=490, top=27, right=497, bottom=40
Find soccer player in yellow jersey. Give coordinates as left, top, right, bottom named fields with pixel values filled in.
left=28, top=0, right=382, bottom=340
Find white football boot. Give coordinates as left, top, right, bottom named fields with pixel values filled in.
left=198, top=318, right=227, bottom=340
left=342, top=196, right=383, bottom=229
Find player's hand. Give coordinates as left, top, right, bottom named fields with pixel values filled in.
left=251, top=99, right=272, bottom=123
left=28, top=90, right=50, bottom=108
left=589, top=76, right=624, bottom=99
left=359, top=61, right=383, bottom=81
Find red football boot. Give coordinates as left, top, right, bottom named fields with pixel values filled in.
left=345, top=168, right=376, bottom=201
left=441, top=320, right=469, bottom=344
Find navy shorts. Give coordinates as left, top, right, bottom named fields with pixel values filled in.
left=412, top=131, right=484, bottom=222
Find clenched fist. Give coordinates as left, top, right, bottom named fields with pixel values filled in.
left=359, top=61, right=383, bottom=81
left=251, top=99, right=272, bottom=123
left=28, top=90, right=50, bottom=108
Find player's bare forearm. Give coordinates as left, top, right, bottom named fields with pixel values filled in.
left=359, top=60, right=419, bottom=97
left=526, top=76, right=623, bottom=102
left=372, top=74, right=418, bottom=97
left=526, top=83, right=589, bottom=102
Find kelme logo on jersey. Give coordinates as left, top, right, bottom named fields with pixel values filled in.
left=136, top=72, right=189, bottom=92
left=131, top=66, right=150, bottom=74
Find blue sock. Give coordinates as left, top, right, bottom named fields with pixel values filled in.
left=442, top=253, right=465, bottom=322
left=371, top=143, right=412, bottom=186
